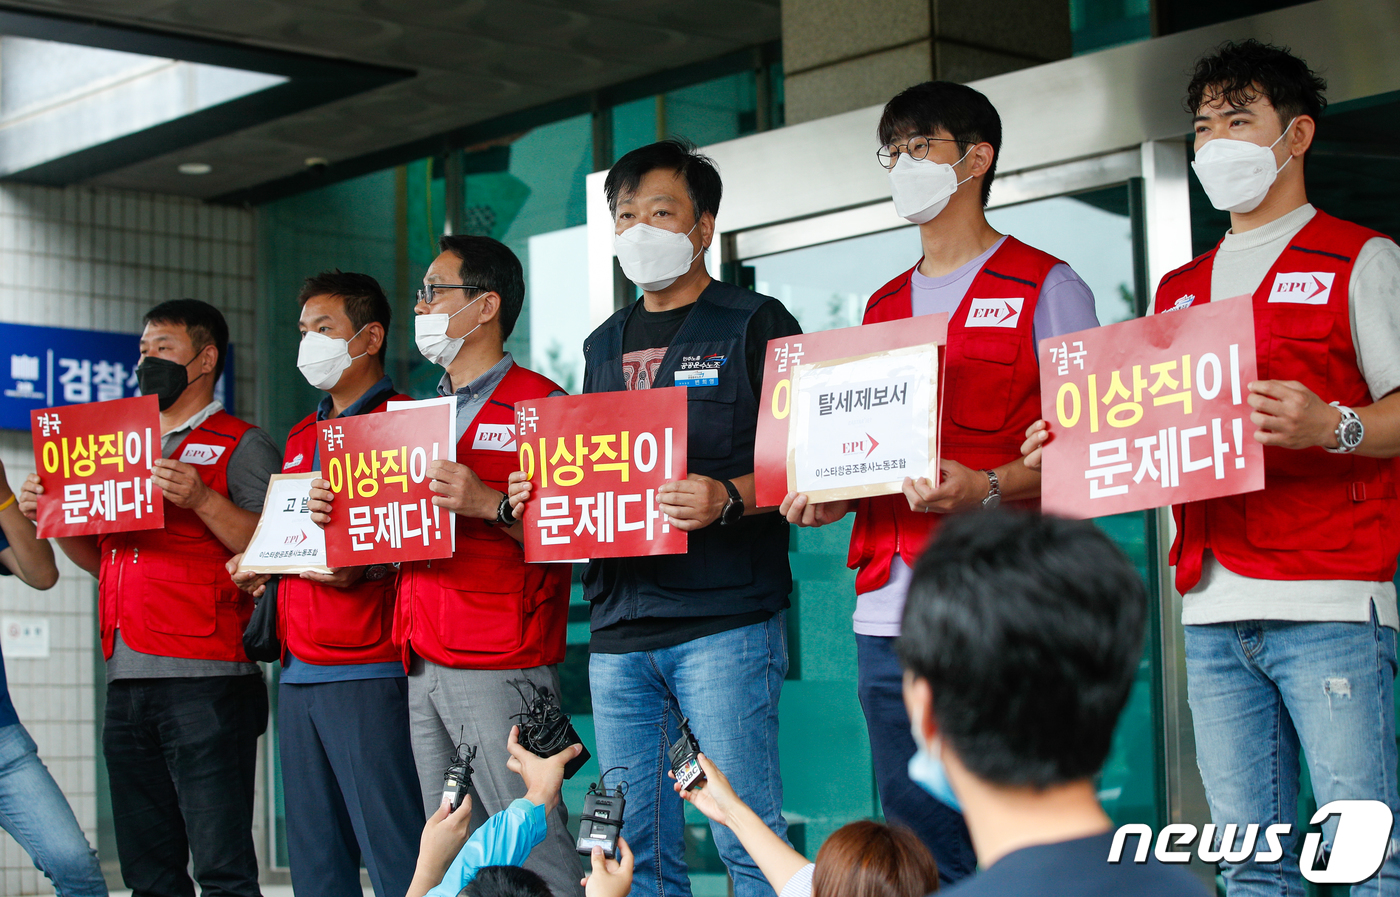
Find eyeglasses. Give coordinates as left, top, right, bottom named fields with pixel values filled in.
left=876, top=136, right=964, bottom=170
left=416, top=284, right=484, bottom=306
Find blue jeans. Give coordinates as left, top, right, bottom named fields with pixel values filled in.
left=590, top=613, right=788, bottom=897
left=0, top=722, right=106, bottom=896
left=855, top=634, right=975, bottom=885
left=1186, top=610, right=1400, bottom=896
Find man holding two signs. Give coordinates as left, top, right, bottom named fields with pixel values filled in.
left=309, top=237, right=580, bottom=897
left=21, top=300, right=280, bottom=897
left=230, top=272, right=422, bottom=897
left=780, top=83, right=1100, bottom=886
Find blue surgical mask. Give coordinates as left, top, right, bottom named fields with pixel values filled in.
left=908, top=735, right=962, bottom=813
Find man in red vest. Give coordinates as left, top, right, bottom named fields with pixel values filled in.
left=309, top=236, right=577, bottom=896
left=1153, top=42, right=1398, bottom=895
left=779, top=82, right=1100, bottom=886
left=21, top=299, right=280, bottom=897
left=229, top=272, right=422, bottom=897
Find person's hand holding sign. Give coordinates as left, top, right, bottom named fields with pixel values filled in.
left=1021, top=419, right=1050, bottom=471
left=307, top=477, right=335, bottom=528
left=903, top=459, right=990, bottom=514
left=226, top=554, right=271, bottom=598
left=151, top=459, right=210, bottom=510
left=1246, top=380, right=1343, bottom=449
left=428, top=460, right=501, bottom=519
left=506, top=470, right=531, bottom=521
left=778, top=493, right=851, bottom=527
left=658, top=475, right=727, bottom=530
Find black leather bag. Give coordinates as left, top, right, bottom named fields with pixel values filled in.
left=242, top=581, right=282, bottom=663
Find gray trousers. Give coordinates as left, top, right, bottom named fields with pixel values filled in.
left=408, top=657, right=584, bottom=897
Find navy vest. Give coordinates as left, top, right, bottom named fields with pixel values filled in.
left=581, top=281, right=793, bottom=628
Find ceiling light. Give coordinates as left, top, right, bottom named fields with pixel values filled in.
left=178, top=162, right=212, bottom=175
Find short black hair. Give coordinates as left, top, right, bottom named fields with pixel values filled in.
left=1185, top=40, right=1327, bottom=130
left=878, top=82, right=1002, bottom=205
left=896, top=512, right=1146, bottom=789
left=437, top=235, right=525, bottom=342
left=458, top=866, right=552, bottom=897
left=143, top=298, right=229, bottom=381
left=603, top=137, right=722, bottom=222
left=297, top=269, right=392, bottom=359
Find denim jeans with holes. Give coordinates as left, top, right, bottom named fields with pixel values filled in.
left=1186, top=606, right=1400, bottom=896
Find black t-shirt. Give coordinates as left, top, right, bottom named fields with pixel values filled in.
left=590, top=293, right=802, bottom=654
left=942, top=832, right=1208, bottom=897
left=620, top=297, right=800, bottom=399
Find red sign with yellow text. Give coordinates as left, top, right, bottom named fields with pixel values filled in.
left=754, top=315, right=948, bottom=508
left=30, top=395, right=163, bottom=538
left=516, top=388, right=687, bottom=563
left=318, top=403, right=456, bottom=566
left=1039, top=298, right=1264, bottom=518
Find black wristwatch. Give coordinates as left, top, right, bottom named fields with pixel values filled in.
left=364, top=564, right=391, bottom=582
left=718, top=479, right=744, bottom=526
left=494, top=492, right=517, bottom=526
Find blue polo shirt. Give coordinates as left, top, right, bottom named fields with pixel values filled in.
left=0, top=531, right=23, bottom=728
left=280, top=377, right=406, bottom=685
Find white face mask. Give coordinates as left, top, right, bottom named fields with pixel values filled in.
left=887, top=145, right=975, bottom=225
left=614, top=221, right=702, bottom=292
left=415, top=294, right=483, bottom=368
left=1191, top=118, right=1296, bottom=214
left=297, top=325, right=367, bottom=391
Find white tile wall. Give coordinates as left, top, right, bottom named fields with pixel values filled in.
left=0, top=182, right=257, bottom=894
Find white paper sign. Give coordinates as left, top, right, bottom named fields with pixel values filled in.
left=237, top=473, right=331, bottom=574
left=789, top=345, right=938, bottom=501
left=1, top=617, right=49, bottom=658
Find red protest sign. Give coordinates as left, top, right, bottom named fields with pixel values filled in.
left=30, top=395, right=163, bottom=538
left=516, top=388, right=687, bottom=563
left=754, top=315, right=948, bottom=508
left=1039, top=298, right=1264, bottom=518
left=319, top=402, right=456, bottom=566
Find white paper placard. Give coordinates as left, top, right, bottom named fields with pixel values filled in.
left=1, top=617, right=49, bottom=658
left=788, top=345, right=938, bottom=501
left=237, top=473, right=331, bottom=574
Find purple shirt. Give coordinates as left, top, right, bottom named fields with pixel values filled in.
left=852, top=237, right=1099, bottom=637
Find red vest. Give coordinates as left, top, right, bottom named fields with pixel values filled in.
left=394, top=363, right=572, bottom=671
left=848, top=238, right=1058, bottom=593
left=277, top=390, right=410, bottom=666
left=97, top=410, right=257, bottom=662
left=1153, top=210, right=1400, bottom=594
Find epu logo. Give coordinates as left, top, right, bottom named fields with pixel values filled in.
left=472, top=423, right=517, bottom=452
left=966, top=297, right=1023, bottom=328
left=1269, top=272, right=1334, bottom=305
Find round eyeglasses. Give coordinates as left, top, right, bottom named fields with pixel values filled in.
left=876, top=136, right=964, bottom=170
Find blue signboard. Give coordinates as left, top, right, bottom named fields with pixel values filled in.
left=0, top=321, right=234, bottom=432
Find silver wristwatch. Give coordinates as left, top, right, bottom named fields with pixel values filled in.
left=1326, top=402, right=1364, bottom=454
left=981, top=469, right=1001, bottom=510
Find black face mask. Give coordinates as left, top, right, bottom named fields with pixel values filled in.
left=136, top=356, right=206, bottom=411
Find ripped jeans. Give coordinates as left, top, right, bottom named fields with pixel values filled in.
left=1186, top=607, right=1400, bottom=896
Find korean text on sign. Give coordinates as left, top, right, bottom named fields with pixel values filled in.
left=318, top=403, right=456, bottom=566
left=1039, top=298, right=1264, bottom=519
left=30, top=394, right=164, bottom=538
left=237, top=474, right=330, bottom=575
left=789, top=345, right=938, bottom=503
left=516, top=387, right=688, bottom=563
left=753, top=314, right=948, bottom=508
